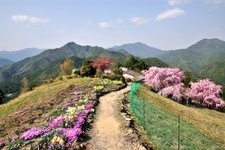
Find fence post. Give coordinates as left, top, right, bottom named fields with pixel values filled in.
left=143, top=98, right=145, bottom=129
left=178, top=114, right=180, bottom=150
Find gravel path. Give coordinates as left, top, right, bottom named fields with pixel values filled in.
left=87, top=86, right=146, bottom=150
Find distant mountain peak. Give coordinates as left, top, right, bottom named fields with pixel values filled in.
left=200, top=38, right=222, bottom=42
left=188, top=38, right=225, bottom=50
left=63, top=41, right=78, bottom=46
left=109, top=42, right=164, bottom=58
left=67, top=41, right=76, bottom=45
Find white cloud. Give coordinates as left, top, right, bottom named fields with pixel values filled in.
left=98, top=21, right=112, bottom=29
left=11, top=15, right=49, bottom=24
left=98, top=19, right=124, bottom=33
left=155, top=8, right=186, bottom=21
left=168, top=0, right=191, bottom=6
left=131, top=17, right=149, bottom=26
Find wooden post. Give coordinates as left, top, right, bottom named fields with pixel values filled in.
left=178, top=115, right=180, bottom=150
left=143, top=99, right=145, bottom=129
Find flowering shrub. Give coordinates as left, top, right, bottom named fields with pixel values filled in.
left=99, top=79, right=122, bottom=86
left=90, top=93, right=97, bottom=100
left=51, top=135, right=65, bottom=145
left=93, top=86, right=104, bottom=92
left=188, top=79, right=225, bottom=110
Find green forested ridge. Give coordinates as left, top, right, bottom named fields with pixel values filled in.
left=158, top=38, right=225, bottom=85
left=0, top=42, right=129, bottom=94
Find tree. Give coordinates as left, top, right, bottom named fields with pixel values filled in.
left=159, top=83, right=184, bottom=101
left=183, top=71, right=192, bottom=86
left=126, top=56, right=147, bottom=71
left=91, top=57, right=112, bottom=71
left=188, top=79, right=225, bottom=110
left=143, top=67, right=184, bottom=91
left=0, top=89, right=4, bottom=104
left=143, top=67, right=185, bottom=101
left=21, top=77, right=30, bottom=93
left=60, top=58, right=74, bottom=75
left=112, top=62, right=123, bottom=75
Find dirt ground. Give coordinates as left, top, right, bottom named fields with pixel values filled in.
left=86, top=86, right=146, bottom=150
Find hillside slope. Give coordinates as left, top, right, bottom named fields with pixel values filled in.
left=0, top=77, right=126, bottom=149
left=137, top=86, right=225, bottom=148
left=0, top=58, right=13, bottom=67
left=157, top=38, right=225, bottom=85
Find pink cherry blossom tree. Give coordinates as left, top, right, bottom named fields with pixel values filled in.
left=159, top=83, right=185, bottom=101
left=188, top=79, right=225, bottom=110
left=142, top=67, right=184, bottom=91
left=142, top=67, right=185, bottom=101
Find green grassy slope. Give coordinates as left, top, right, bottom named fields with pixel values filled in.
left=135, top=86, right=225, bottom=149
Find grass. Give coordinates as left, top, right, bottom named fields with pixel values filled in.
left=132, top=85, right=225, bottom=149
left=0, top=77, right=99, bottom=141
left=0, top=77, right=95, bottom=118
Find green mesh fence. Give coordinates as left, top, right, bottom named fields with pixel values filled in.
left=129, top=83, right=222, bottom=150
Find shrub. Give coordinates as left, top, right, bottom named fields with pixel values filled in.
left=80, top=65, right=96, bottom=77
left=66, top=75, right=73, bottom=79
left=0, top=89, right=4, bottom=104
left=58, top=76, right=63, bottom=81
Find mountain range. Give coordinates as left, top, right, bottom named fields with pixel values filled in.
left=111, top=38, right=225, bottom=85
left=1, top=38, right=225, bottom=95
left=0, top=48, right=44, bottom=62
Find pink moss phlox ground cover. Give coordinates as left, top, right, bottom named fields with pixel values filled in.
left=21, top=127, right=49, bottom=140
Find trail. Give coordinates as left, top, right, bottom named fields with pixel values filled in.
left=87, top=86, right=145, bottom=150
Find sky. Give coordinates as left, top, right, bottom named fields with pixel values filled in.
left=0, top=0, right=225, bottom=51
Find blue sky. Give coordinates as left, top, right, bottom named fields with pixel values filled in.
left=0, top=0, right=225, bottom=51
